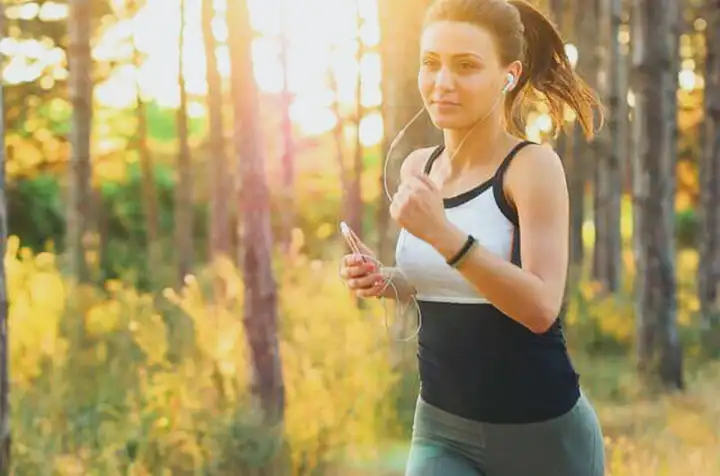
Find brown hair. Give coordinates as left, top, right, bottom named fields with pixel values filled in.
left=423, top=0, right=602, bottom=140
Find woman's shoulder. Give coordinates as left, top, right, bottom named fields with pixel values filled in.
left=506, top=142, right=564, bottom=182
left=504, top=141, right=567, bottom=207
left=399, top=145, right=442, bottom=181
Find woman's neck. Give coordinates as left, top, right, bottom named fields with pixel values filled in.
left=442, top=118, right=511, bottom=174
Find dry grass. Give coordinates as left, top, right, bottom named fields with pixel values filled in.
left=6, top=232, right=720, bottom=475
left=331, top=358, right=720, bottom=476
left=596, top=360, right=720, bottom=476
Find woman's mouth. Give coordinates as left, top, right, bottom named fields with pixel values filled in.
left=432, top=99, right=460, bottom=106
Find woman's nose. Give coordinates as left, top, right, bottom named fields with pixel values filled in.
left=434, top=66, right=454, bottom=90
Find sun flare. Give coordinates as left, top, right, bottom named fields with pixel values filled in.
left=1, top=0, right=591, bottom=151
left=2, top=0, right=386, bottom=146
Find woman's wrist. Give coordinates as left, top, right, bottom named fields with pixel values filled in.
left=376, top=266, right=416, bottom=300
left=428, top=222, right=471, bottom=263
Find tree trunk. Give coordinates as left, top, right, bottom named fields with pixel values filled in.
left=631, top=0, right=683, bottom=390
left=594, top=0, right=624, bottom=292
left=550, top=0, right=563, bottom=25
left=67, top=0, right=93, bottom=284
left=227, top=0, right=286, bottom=431
left=278, top=0, right=295, bottom=253
left=376, top=0, right=440, bottom=264
left=128, top=0, right=160, bottom=289
left=593, top=0, right=609, bottom=287
left=175, top=0, right=193, bottom=286
left=328, top=60, right=351, bottom=218
left=0, top=6, right=11, bottom=468
left=567, top=0, right=596, bottom=272
left=136, top=85, right=160, bottom=286
left=202, top=0, right=231, bottom=263
left=698, top=0, right=720, bottom=355
left=348, top=5, right=366, bottom=242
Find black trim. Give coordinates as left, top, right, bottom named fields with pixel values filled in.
left=491, top=140, right=536, bottom=226
left=422, top=144, right=445, bottom=174
left=423, top=145, right=495, bottom=209
left=511, top=226, right=522, bottom=267
left=443, top=181, right=494, bottom=209
left=423, top=141, right=537, bottom=210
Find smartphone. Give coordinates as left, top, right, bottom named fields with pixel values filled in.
left=340, top=221, right=366, bottom=262
left=340, top=221, right=359, bottom=253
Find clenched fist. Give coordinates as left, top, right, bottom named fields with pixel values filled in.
left=390, top=171, right=449, bottom=245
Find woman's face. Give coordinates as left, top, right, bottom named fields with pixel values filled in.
left=418, top=20, right=517, bottom=130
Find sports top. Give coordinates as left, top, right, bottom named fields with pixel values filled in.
left=395, top=140, right=580, bottom=424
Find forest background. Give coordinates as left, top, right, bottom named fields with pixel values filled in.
left=0, top=0, right=719, bottom=474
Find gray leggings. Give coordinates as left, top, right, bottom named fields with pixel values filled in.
left=405, top=393, right=605, bottom=476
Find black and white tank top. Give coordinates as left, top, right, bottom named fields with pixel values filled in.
left=394, top=140, right=581, bottom=425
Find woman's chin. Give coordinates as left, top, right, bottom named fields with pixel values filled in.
left=430, top=114, right=472, bottom=130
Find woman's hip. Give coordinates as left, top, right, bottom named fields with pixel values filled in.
left=407, top=391, right=605, bottom=476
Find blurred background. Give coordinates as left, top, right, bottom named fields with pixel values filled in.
left=0, top=0, right=719, bottom=474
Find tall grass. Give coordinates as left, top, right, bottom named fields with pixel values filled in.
left=5, top=224, right=719, bottom=475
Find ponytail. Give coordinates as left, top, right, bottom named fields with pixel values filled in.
left=507, top=0, right=601, bottom=140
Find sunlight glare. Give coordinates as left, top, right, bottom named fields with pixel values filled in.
left=679, top=69, right=696, bottom=91
left=564, top=43, right=578, bottom=69
left=536, top=114, right=552, bottom=133
left=6, top=0, right=387, bottom=146
left=6, top=3, right=40, bottom=21
left=359, top=112, right=384, bottom=147
left=188, top=102, right=207, bottom=118
left=290, top=102, right=337, bottom=136
left=211, top=17, right=228, bottom=43
left=525, top=124, right=541, bottom=143
left=95, top=65, right=138, bottom=108
left=39, top=2, right=68, bottom=22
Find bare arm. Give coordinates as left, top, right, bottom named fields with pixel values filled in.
left=427, top=145, right=569, bottom=333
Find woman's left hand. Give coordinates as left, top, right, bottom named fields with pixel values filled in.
left=389, top=172, right=449, bottom=245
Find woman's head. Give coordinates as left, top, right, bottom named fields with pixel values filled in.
left=418, top=0, right=600, bottom=139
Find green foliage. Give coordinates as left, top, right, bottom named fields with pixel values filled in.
left=145, top=101, right=208, bottom=143
left=6, top=236, right=398, bottom=475
left=6, top=174, right=65, bottom=252
left=8, top=164, right=210, bottom=290
left=676, top=207, right=699, bottom=249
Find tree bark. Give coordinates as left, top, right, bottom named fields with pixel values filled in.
left=593, top=0, right=624, bottom=293
left=175, top=0, right=194, bottom=286
left=67, top=0, right=93, bottom=284
left=128, top=0, right=160, bottom=289
left=567, top=0, right=597, bottom=271
left=631, top=0, right=683, bottom=390
left=278, top=0, right=295, bottom=253
left=202, top=0, right=231, bottom=262
left=0, top=5, right=11, bottom=469
left=227, top=0, right=286, bottom=427
left=348, top=4, right=366, bottom=242
left=698, top=0, right=720, bottom=354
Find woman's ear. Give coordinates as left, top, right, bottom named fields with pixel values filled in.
left=505, top=61, right=523, bottom=92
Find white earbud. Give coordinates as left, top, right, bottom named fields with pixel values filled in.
left=503, top=73, right=515, bottom=94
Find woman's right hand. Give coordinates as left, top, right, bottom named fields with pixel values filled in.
left=339, top=253, right=387, bottom=298
left=338, top=224, right=387, bottom=298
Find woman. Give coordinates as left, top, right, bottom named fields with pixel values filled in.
left=339, top=0, right=605, bottom=474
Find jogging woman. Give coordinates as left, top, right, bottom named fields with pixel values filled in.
left=340, top=0, right=605, bottom=474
